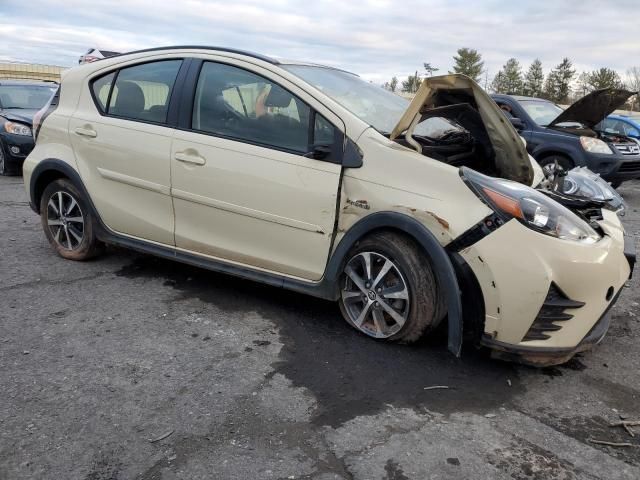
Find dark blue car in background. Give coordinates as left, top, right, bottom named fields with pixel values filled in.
left=0, top=79, right=58, bottom=176
left=492, top=89, right=640, bottom=188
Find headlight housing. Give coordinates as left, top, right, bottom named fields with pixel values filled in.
left=4, top=121, right=32, bottom=136
left=462, top=167, right=600, bottom=244
left=561, top=167, right=626, bottom=215
left=580, top=136, right=612, bottom=154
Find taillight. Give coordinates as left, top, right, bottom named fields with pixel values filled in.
left=33, top=86, right=60, bottom=142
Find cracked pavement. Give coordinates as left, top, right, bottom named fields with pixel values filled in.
left=1, top=176, right=639, bottom=479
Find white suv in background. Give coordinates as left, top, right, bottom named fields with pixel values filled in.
left=78, top=48, right=120, bottom=65
left=24, top=46, right=635, bottom=366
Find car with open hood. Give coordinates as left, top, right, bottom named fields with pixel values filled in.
left=492, top=89, right=640, bottom=188
left=22, top=47, right=636, bottom=367
left=0, top=79, right=58, bottom=175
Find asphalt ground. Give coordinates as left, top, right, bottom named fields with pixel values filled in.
left=1, top=175, right=639, bottom=480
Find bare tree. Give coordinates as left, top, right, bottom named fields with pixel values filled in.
left=625, top=67, right=640, bottom=110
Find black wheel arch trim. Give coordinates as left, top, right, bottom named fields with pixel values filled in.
left=29, top=159, right=94, bottom=214
left=29, top=162, right=465, bottom=356
left=324, top=212, right=464, bottom=356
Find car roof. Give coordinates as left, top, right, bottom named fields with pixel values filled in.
left=120, top=45, right=281, bottom=65
left=110, top=46, right=358, bottom=76
left=0, top=79, right=58, bottom=86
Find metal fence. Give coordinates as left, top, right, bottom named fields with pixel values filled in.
left=0, top=63, right=65, bottom=82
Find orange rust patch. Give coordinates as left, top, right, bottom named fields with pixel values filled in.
left=426, top=211, right=449, bottom=230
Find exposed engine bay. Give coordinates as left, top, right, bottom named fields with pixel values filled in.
left=389, top=76, right=627, bottom=222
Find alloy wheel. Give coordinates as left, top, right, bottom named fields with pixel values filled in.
left=46, top=191, right=85, bottom=250
left=341, top=251, right=410, bottom=339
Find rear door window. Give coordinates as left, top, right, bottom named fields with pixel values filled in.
left=92, top=60, right=182, bottom=124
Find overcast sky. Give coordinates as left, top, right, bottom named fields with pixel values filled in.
left=1, top=0, right=637, bottom=84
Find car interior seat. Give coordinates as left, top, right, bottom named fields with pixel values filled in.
left=110, top=81, right=145, bottom=118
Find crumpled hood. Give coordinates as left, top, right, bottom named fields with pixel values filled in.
left=549, top=88, right=636, bottom=129
left=0, top=108, right=37, bottom=126
left=390, top=74, right=533, bottom=185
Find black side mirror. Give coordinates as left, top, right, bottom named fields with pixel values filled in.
left=510, top=117, right=526, bottom=131
left=304, top=144, right=332, bottom=160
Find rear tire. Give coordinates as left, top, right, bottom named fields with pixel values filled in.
left=338, top=231, right=445, bottom=344
left=39, top=179, right=104, bottom=261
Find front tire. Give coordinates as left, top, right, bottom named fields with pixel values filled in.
left=40, top=179, right=103, bottom=260
left=338, top=232, right=445, bottom=343
left=0, top=140, right=16, bottom=176
left=538, top=154, right=573, bottom=175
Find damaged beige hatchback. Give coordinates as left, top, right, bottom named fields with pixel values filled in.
left=24, top=47, right=635, bottom=366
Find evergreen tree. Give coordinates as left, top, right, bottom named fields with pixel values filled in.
left=423, top=63, right=439, bottom=77
left=587, top=68, right=623, bottom=90
left=544, top=58, right=575, bottom=103
left=491, top=58, right=523, bottom=94
left=450, top=48, right=484, bottom=82
left=523, top=59, right=544, bottom=97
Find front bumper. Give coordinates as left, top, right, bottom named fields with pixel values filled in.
left=0, top=133, right=34, bottom=172
left=481, top=290, right=618, bottom=367
left=460, top=209, right=634, bottom=366
left=584, top=151, right=640, bottom=182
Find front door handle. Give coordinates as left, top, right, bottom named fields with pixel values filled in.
left=74, top=127, right=97, bottom=138
left=175, top=151, right=206, bottom=166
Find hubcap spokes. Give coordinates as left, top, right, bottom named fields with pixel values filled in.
left=342, top=252, right=410, bottom=339
left=47, top=191, right=84, bottom=250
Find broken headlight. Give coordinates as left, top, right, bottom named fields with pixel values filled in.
left=461, top=167, right=600, bottom=244
left=560, top=167, right=626, bottom=215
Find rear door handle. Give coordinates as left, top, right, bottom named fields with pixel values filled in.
left=74, top=127, right=97, bottom=138
left=175, top=151, right=206, bottom=166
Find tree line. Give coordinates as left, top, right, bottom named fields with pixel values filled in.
left=383, top=48, right=640, bottom=108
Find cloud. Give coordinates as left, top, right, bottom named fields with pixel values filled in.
left=1, top=0, right=638, bottom=84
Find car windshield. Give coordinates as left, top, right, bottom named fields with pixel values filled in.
left=282, top=64, right=410, bottom=134
left=0, top=84, right=57, bottom=110
left=518, top=99, right=565, bottom=126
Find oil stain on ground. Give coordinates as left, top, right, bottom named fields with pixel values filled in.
left=116, top=254, right=523, bottom=428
